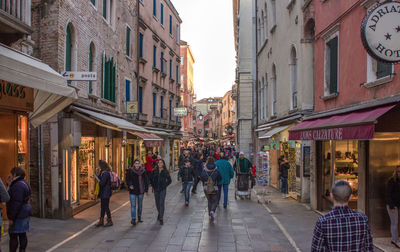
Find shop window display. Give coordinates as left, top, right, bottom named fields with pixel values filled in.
left=79, top=137, right=96, bottom=201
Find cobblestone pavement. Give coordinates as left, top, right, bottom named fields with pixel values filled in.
left=0, top=174, right=321, bottom=252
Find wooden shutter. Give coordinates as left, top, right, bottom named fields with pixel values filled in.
left=139, top=34, right=143, bottom=58
left=65, top=26, right=72, bottom=71
left=111, top=59, right=116, bottom=102
left=153, top=93, right=156, bottom=116
left=89, top=45, right=93, bottom=94
left=328, top=37, right=338, bottom=94
left=103, top=0, right=107, bottom=19
left=125, top=80, right=130, bottom=102
left=139, top=87, right=143, bottom=113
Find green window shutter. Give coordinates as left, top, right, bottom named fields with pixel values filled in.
left=126, top=26, right=130, bottom=56
left=328, top=37, right=338, bottom=94
left=111, top=62, right=116, bottom=103
left=65, top=26, right=72, bottom=71
left=102, top=53, right=105, bottom=98
left=377, top=61, right=392, bottom=79
left=89, top=46, right=93, bottom=94
left=90, top=0, right=95, bottom=5
left=103, top=0, right=107, bottom=19
left=104, top=58, right=110, bottom=100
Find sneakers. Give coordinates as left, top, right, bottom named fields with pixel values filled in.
left=210, top=211, right=215, bottom=222
left=185, top=202, right=189, bottom=207
left=159, top=219, right=164, bottom=225
left=131, top=219, right=136, bottom=225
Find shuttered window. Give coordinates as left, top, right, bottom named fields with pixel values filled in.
left=169, top=59, right=172, bottom=79
left=160, top=96, right=164, bottom=118
left=103, top=0, right=107, bottom=19
left=160, top=52, right=164, bottom=73
left=139, top=87, right=143, bottom=113
left=153, top=0, right=156, bottom=17
left=377, top=61, right=392, bottom=79
left=90, top=0, right=95, bottom=6
left=169, top=100, right=172, bottom=120
left=327, top=37, right=338, bottom=94
left=169, top=15, right=172, bottom=35
left=89, top=43, right=95, bottom=94
left=139, top=33, right=144, bottom=58
left=153, top=93, right=157, bottom=116
left=126, top=26, right=131, bottom=56
left=160, top=3, right=164, bottom=25
left=125, top=79, right=130, bottom=102
left=102, top=54, right=116, bottom=102
left=153, top=46, right=157, bottom=68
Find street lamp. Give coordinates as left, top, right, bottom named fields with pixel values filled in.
left=199, top=113, right=203, bottom=121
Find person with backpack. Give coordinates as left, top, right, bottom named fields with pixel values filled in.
left=200, top=157, right=222, bottom=222
left=216, top=154, right=234, bottom=208
left=7, top=167, right=32, bottom=252
left=95, top=160, right=113, bottom=227
left=126, top=159, right=149, bottom=225
left=179, top=159, right=196, bottom=206
left=151, top=159, right=172, bottom=225
left=191, top=152, right=203, bottom=194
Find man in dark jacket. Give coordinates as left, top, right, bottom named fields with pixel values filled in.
left=200, top=161, right=222, bottom=222
left=178, top=150, right=192, bottom=192
left=179, top=159, right=196, bottom=206
left=279, top=157, right=290, bottom=198
left=191, top=153, right=203, bottom=194
left=234, top=152, right=252, bottom=175
left=126, top=160, right=149, bottom=225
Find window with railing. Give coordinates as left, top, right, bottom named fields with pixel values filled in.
left=0, top=0, right=31, bottom=26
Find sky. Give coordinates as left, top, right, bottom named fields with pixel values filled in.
left=172, top=0, right=236, bottom=100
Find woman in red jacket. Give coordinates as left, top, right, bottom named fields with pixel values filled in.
left=145, top=151, right=157, bottom=173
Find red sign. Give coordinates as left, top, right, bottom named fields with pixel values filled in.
left=289, top=124, right=375, bottom=140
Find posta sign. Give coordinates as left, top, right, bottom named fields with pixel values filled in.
left=361, top=1, right=400, bottom=63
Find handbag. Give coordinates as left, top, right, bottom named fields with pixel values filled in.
left=94, top=182, right=100, bottom=196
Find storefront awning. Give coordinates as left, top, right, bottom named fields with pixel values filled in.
left=289, top=104, right=396, bottom=140
left=129, top=131, right=164, bottom=147
left=72, top=106, right=149, bottom=133
left=0, top=44, right=78, bottom=127
left=259, top=125, right=291, bottom=139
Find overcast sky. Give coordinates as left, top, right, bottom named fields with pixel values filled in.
left=172, top=0, right=236, bottom=100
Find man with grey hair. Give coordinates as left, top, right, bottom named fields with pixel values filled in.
left=311, top=180, right=373, bottom=251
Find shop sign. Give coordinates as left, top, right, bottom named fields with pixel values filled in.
left=299, top=128, right=343, bottom=140
left=61, top=71, right=97, bottom=81
left=361, top=1, right=400, bottom=63
left=0, top=80, right=33, bottom=112
left=270, top=140, right=280, bottom=150
left=126, top=101, right=138, bottom=114
left=288, top=140, right=296, bottom=148
left=263, top=145, right=270, bottom=151
left=174, top=107, right=188, bottom=116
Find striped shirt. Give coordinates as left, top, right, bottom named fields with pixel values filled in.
left=311, top=206, right=373, bottom=252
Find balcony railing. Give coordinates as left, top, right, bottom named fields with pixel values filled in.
left=0, top=0, right=32, bottom=43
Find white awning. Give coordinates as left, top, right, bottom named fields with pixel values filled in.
left=0, top=44, right=77, bottom=127
left=259, top=125, right=291, bottom=139
left=72, top=106, right=150, bottom=133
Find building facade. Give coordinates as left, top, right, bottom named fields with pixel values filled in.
left=289, top=0, right=400, bottom=238
left=253, top=0, right=315, bottom=201
left=137, top=0, right=183, bottom=170
left=233, top=0, right=255, bottom=159
left=180, top=40, right=195, bottom=139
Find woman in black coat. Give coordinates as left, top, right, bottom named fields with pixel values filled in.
left=126, top=159, right=149, bottom=225
left=151, top=159, right=172, bottom=225
left=95, top=160, right=113, bottom=227
left=7, top=166, right=32, bottom=252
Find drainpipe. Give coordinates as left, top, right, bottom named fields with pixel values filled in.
left=136, top=0, right=140, bottom=116
left=38, top=125, right=45, bottom=218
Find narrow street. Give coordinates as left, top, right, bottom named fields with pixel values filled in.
left=0, top=173, right=319, bottom=252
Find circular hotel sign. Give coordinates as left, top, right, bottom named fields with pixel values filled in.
left=361, top=1, right=400, bottom=63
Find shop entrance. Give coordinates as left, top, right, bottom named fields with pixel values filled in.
left=78, top=137, right=96, bottom=203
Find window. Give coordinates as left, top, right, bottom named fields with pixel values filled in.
left=290, top=47, right=298, bottom=109
left=160, top=96, right=164, bottom=118
left=103, top=0, right=107, bottom=19
left=160, top=2, right=164, bottom=25
left=264, top=4, right=268, bottom=40
left=153, top=93, right=157, bottom=116
left=260, top=11, right=264, bottom=42
left=325, top=36, right=339, bottom=95
left=89, top=42, right=95, bottom=94
left=103, top=0, right=113, bottom=23
left=125, top=79, right=130, bottom=102
left=153, top=0, right=156, bottom=17
left=271, top=64, right=277, bottom=116
left=258, top=80, right=262, bottom=121
left=65, top=23, right=76, bottom=85
left=180, top=56, right=184, bottom=65
left=102, top=54, right=116, bottom=102
left=169, top=99, right=172, bottom=120
left=169, top=14, right=172, bottom=35
left=377, top=62, right=392, bottom=79
left=264, top=73, right=268, bottom=119
left=126, top=26, right=131, bottom=56
left=176, top=25, right=180, bottom=43
left=176, top=102, right=179, bottom=121
left=257, top=18, right=261, bottom=48
left=176, top=65, right=179, bottom=83
left=139, top=86, right=143, bottom=113
left=139, top=33, right=144, bottom=58
left=169, top=59, right=172, bottom=79
left=271, top=0, right=277, bottom=30
left=160, top=52, right=164, bottom=73
left=90, top=0, right=96, bottom=6
left=153, top=45, right=157, bottom=68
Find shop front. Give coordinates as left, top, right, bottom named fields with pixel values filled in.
left=289, top=103, right=400, bottom=237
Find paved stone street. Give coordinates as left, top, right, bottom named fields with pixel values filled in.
left=0, top=173, right=321, bottom=252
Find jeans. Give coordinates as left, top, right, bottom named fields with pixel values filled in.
left=281, top=177, right=288, bottom=194
left=205, top=192, right=218, bottom=214
left=387, top=205, right=399, bottom=242
left=192, top=176, right=200, bottom=192
left=184, top=182, right=193, bottom=203
left=100, top=198, right=111, bottom=219
left=9, top=233, right=27, bottom=252
left=129, top=194, right=144, bottom=220
left=154, top=189, right=166, bottom=220
left=217, top=184, right=229, bottom=207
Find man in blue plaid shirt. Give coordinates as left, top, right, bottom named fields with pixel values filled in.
left=311, top=180, right=373, bottom=251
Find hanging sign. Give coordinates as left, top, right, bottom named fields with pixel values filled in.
left=126, top=101, right=138, bottom=114
left=174, top=107, right=188, bottom=116
left=361, top=1, right=400, bottom=63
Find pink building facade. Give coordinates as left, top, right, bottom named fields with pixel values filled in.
left=290, top=0, right=400, bottom=237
